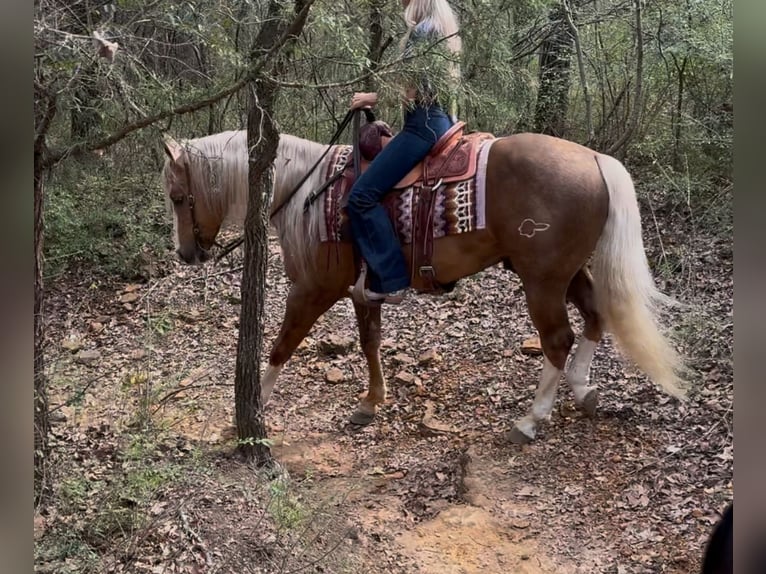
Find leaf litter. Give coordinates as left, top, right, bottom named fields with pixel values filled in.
left=38, top=211, right=732, bottom=574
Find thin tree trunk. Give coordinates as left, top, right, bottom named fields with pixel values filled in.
left=671, top=54, right=688, bottom=170
left=34, top=90, right=56, bottom=505
left=234, top=0, right=314, bottom=465
left=364, top=0, right=386, bottom=93
left=606, top=0, right=643, bottom=156
left=534, top=4, right=574, bottom=137
left=34, top=164, right=50, bottom=504
left=563, top=0, right=593, bottom=143
left=234, top=79, right=278, bottom=466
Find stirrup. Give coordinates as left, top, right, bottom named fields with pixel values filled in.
left=347, top=262, right=405, bottom=306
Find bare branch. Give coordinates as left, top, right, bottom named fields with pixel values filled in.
left=41, top=0, right=319, bottom=168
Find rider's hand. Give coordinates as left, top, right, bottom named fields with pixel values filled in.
left=350, top=92, right=378, bottom=110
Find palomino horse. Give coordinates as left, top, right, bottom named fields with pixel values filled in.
left=161, top=126, right=686, bottom=443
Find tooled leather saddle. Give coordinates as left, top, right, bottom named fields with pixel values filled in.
left=304, top=118, right=494, bottom=293
left=362, top=120, right=494, bottom=293
left=357, top=119, right=486, bottom=190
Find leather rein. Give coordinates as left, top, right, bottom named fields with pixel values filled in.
left=214, top=108, right=364, bottom=261
left=268, top=108, right=359, bottom=221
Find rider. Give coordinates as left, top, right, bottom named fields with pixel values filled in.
left=346, top=0, right=462, bottom=304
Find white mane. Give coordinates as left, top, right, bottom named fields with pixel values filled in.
left=165, top=130, right=333, bottom=274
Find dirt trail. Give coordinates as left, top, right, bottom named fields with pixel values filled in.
left=270, top=430, right=561, bottom=573
left=41, top=230, right=732, bottom=573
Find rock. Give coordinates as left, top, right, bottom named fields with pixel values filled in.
left=521, top=337, right=542, bottom=356
left=49, top=411, right=67, bottom=424
left=394, top=371, right=418, bottom=385
left=119, top=292, right=140, bottom=303
left=130, top=349, right=147, bottom=360
left=325, top=367, right=345, bottom=384
left=392, top=353, right=415, bottom=365
left=297, top=337, right=314, bottom=350
left=317, top=334, right=355, bottom=356
left=75, top=349, right=101, bottom=364
left=62, top=334, right=84, bottom=353
left=419, top=400, right=459, bottom=436
left=178, top=310, right=202, bottom=323
left=418, top=348, right=441, bottom=366
left=511, top=519, right=530, bottom=529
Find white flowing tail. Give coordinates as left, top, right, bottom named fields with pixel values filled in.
left=591, top=154, right=687, bottom=399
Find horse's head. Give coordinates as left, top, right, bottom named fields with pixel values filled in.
left=162, top=134, right=221, bottom=265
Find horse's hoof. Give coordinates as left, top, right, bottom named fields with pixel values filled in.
left=349, top=410, right=375, bottom=426
left=507, top=425, right=534, bottom=445
left=580, top=388, right=599, bottom=418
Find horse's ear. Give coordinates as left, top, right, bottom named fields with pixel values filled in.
left=162, top=134, right=183, bottom=163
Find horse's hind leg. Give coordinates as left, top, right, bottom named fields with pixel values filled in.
left=508, top=279, right=575, bottom=444
left=262, top=281, right=342, bottom=405
left=565, top=268, right=604, bottom=417
left=349, top=302, right=386, bottom=426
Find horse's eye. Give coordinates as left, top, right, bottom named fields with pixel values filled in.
left=171, top=196, right=183, bottom=205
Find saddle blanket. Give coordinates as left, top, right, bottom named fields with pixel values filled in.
left=318, top=138, right=496, bottom=244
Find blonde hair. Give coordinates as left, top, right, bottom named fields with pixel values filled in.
left=401, top=0, right=462, bottom=60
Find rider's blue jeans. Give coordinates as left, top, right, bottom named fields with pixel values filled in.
left=346, top=104, right=452, bottom=293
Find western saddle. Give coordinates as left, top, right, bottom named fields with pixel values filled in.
left=357, top=120, right=486, bottom=190
left=344, top=119, right=493, bottom=295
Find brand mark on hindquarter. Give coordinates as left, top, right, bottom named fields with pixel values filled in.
left=518, top=218, right=551, bottom=238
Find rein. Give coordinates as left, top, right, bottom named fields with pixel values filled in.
left=268, top=108, right=356, bottom=221
left=215, top=108, right=367, bottom=262
left=184, top=162, right=228, bottom=254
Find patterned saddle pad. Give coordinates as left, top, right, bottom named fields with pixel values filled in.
left=318, top=138, right=496, bottom=245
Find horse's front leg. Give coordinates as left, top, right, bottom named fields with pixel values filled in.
left=349, top=301, right=386, bottom=426
left=262, top=281, right=342, bottom=405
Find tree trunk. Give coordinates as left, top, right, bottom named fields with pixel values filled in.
left=563, top=0, right=593, bottom=143
left=534, top=4, right=573, bottom=137
left=234, top=79, right=280, bottom=466
left=364, top=0, right=386, bottom=93
left=606, top=0, right=644, bottom=156
left=234, top=0, right=314, bottom=465
left=671, top=54, right=688, bottom=170
left=34, top=91, right=55, bottom=503
left=34, top=163, right=50, bottom=504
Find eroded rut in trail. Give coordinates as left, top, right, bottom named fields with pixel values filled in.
left=271, top=430, right=561, bottom=574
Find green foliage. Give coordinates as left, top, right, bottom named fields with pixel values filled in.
left=38, top=425, right=186, bottom=571
left=44, top=149, right=172, bottom=279
left=238, top=436, right=275, bottom=448
left=147, top=312, right=175, bottom=337
left=37, top=0, right=731, bottom=278
left=35, top=529, right=100, bottom=574
left=267, top=473, right=308, bottom=530
left=122, top=370, right=156, bottom=430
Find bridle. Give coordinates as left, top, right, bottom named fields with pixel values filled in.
left=181, top=160, right=223, bottom=255
left=183, top=164, right=203, bottom=250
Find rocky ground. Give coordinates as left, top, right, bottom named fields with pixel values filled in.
left=35, top=204, right=732, bottom=574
